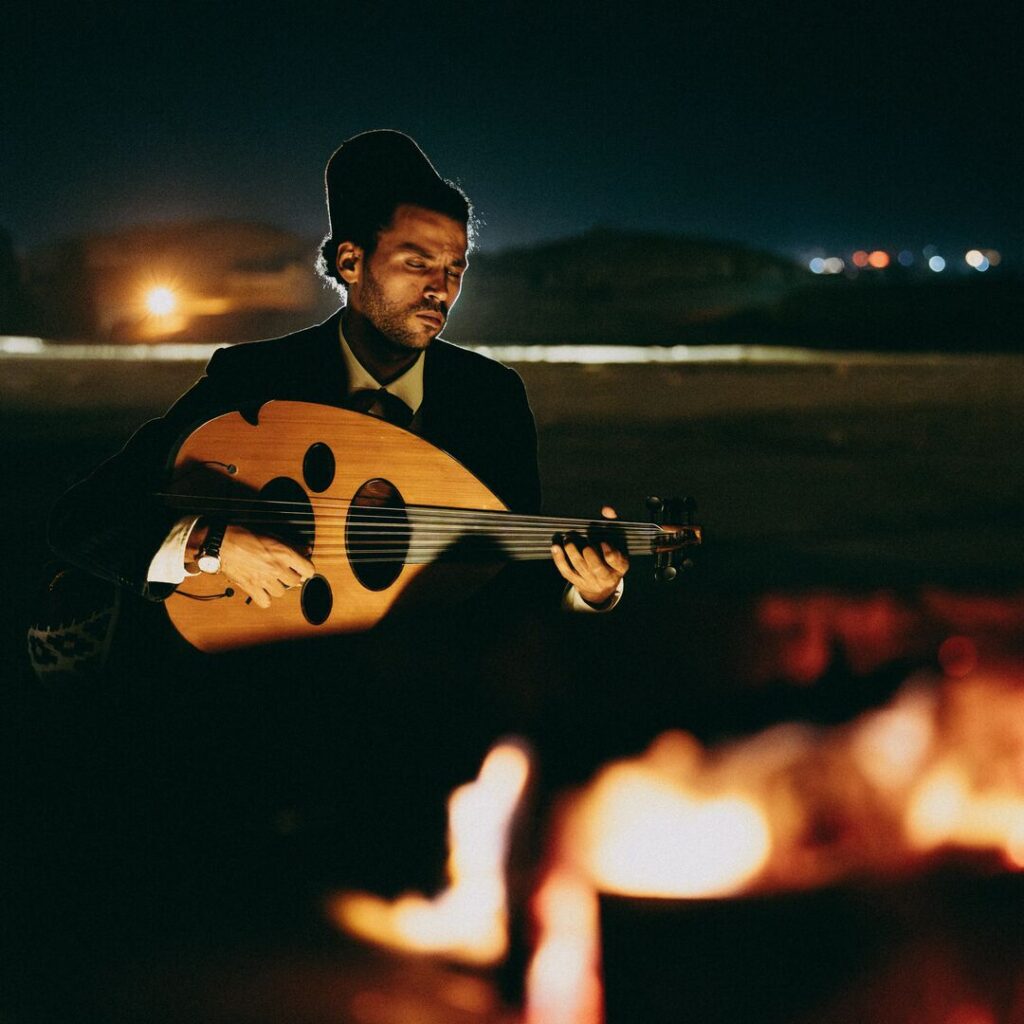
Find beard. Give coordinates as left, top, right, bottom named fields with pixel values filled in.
left=360, top=267, right=446, bottom=353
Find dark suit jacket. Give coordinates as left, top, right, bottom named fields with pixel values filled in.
left=49, top=311, right=542, bottom=600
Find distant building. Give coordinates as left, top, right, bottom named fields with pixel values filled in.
left=24, top=221, right=338, bottom=343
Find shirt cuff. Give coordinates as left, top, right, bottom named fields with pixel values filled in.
left=147, top=515, right=202, bottom=584
left=562, top=578, right=624, bottom=613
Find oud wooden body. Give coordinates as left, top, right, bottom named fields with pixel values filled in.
left=165, top=401, right=507, bottom=652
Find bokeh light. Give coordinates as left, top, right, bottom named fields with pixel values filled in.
left=868, top=250, right=890, bottom=269
left=928, top=255, right=946, bottom=272
left=145, top=286, right=177, bottom=316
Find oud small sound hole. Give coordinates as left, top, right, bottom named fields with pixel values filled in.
left=303, top=442, right=335, bottom=493
left=301, top=575, right=333, bottom=625
left=346, top=478, right=409, bottom=591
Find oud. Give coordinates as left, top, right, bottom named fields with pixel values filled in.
left=162, top=402, right=700, bottom=652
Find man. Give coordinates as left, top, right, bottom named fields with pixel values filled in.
left=37, top=132, right=635, bottom=919
left=49, top=130, right=628, bottom=622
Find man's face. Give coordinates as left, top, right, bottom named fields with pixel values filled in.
left=347, top=204, right=468, bottom=352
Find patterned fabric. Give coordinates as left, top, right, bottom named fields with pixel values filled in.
left=26, top=565, right=121, bottom=686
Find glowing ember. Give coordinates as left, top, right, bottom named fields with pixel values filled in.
left=329, top=741, right=530, bottom=965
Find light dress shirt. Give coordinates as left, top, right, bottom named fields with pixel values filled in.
left=148, top=322, right=622, bottom=612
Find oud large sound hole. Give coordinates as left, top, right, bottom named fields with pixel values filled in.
left=257, top=476, right=315, bottom=555
left=346, top=478, right=410, bottom=591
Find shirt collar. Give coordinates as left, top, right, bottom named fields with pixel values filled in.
left=338, top=317, right=425, bottom=414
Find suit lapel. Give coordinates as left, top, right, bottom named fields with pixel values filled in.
left=419, top=339, right=456, bottom=444
left=298, top=311, right=350, bottom=406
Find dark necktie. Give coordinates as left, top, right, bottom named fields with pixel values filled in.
left=344, top=387, right=415, bottom=429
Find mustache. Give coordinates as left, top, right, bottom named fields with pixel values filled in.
left=414, top=301, right=448, bottom=320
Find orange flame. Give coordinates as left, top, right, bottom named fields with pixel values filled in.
left=524, top=868, right=603, bottom=1024
left=328, top=740, right=531, bottom=965
left=576, top=748, right=772, bottom=898
left=907, top=763, right=1024, bottom=867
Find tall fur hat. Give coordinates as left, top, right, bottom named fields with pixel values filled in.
left=325, top=129, right=444, bottom=238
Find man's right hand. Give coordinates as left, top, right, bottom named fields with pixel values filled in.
left=188, top=523, right=315, bottom=608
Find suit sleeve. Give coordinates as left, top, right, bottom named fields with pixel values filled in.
left=48, top=351, right=233, bottom=601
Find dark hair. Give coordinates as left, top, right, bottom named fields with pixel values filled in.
left=315, top=177, right=476, bottom=296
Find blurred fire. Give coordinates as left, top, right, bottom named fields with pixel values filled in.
left=328, top=741, right=531, bottom=965
left=323, top=590, right=1024, bottom=1023
left=523, top=585, right=1024, bottom=1023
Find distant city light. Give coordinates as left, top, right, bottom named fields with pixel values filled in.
left=809, top=256, right=845, bottom=275
left=965, top=249, right=991, bottom=272
left=806, top=244, right=1007, bottom=279
left=145, top=286, right=178, bottom=316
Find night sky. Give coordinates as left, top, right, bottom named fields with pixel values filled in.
left=4, top=1, right=1020, bottom=258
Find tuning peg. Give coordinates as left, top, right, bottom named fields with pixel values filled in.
left=655, top=561, right=678, bottom=583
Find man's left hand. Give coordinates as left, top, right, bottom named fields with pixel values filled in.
left=551, top=505, right=630, bottom=607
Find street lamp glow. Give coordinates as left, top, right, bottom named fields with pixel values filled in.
left=146, top=287, right=177, bottom=316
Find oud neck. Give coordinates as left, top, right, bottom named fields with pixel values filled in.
left=404, top=506, right=664, bottom=562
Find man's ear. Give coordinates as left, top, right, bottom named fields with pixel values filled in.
left=335, top=241, right=363, bottom=285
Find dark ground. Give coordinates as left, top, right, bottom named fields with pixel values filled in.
left=2, top=351, right=1023, bottom=1022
